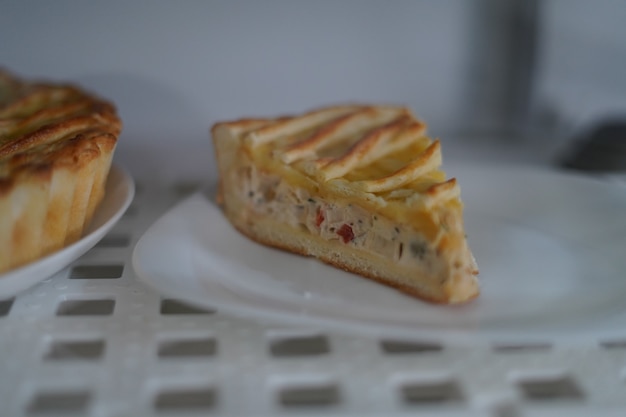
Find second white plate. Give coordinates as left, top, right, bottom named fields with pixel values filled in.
left=133, top=164, right=626, bottom=345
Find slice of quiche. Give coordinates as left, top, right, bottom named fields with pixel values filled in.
left=211, top=105, right=478, bottom=303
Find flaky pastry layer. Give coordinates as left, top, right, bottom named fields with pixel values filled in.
left=0, top=70, right=121, bottom=272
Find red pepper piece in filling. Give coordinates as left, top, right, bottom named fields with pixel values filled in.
left=337, top=224, right=354, bottom=243
left=315, top=207, right=325, bottom=228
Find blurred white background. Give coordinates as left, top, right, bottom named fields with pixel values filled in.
left=2, top=0, right=625, bottom=180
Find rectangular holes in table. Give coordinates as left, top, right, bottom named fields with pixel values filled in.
left=513, top=373, right=584, bottom=402
left=380, top=339, right=443, bottom=354
left=94, top=234, right=131, bottom=248
left=397, top=377, right=464, bottom=406
left=44, top=339, right=105, bottom=361
left=158, top=336, right=217, bottom=359
left=269, top=333, right=330, bottom=358
left=278, top=381, right=340, bottom=408
left=56, top=299, right=115, bottom=316
left=69, top=265, right=124, bottom=279
left=493, top=343, right=552, bottom=353
left=0, top=298, right=14, bottom=317
left=160, top=299, right=216, bottom=315
left=600, top=339, right=626, bottom=349
left=27, top=390, right=91, bottom=415
left=154, top=386, right=216, bottom=412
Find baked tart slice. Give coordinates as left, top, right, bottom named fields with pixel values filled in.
left=211, top=105, right=478, bottom=303
left=0, top=70, right=121, bottom=273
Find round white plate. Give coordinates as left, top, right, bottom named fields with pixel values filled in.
left=133, top=164, right=626, bottom=345
left=0, top=165, right=135, bottom=298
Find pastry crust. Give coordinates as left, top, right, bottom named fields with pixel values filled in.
left=211, top=104, right=478, bottom=304
left=0, top=70, right=121, bottom=273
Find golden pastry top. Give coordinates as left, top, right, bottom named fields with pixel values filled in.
left=0, top=69, right=120, bottom=188
left=213, top=105, right=461, bottom=214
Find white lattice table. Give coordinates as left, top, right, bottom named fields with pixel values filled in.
left=0, top=178, right=625, bottom=417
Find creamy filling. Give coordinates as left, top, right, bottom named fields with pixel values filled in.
left=236, top=166, right=444, bottom=275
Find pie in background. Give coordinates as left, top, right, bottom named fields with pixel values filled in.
left=212, top=105, right=479, bottom=304
left=0, top=69, right=121, bottom=273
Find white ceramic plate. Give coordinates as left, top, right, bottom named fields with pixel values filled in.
left=0, top=165, right=135, bottom=298
left=133, top=164, right=626, bottom=345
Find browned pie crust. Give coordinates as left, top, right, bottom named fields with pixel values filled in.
left=0, top=70, right=121, bottom=273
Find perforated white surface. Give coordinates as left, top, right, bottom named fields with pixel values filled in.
left=1, top=180, right=626, bottom=417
